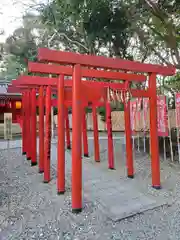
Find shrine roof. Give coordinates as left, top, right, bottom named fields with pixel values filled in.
left=0, top=82, right=21, bottom=97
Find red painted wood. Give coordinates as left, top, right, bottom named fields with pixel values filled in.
left=16, top=76, right=58, bottom=86
left=65, top=107, right=71, bottom=149
left=22, top=93, right=26, bottom=154
left=24, top=92, right=28, bottom=155
left=124, top=101, right=134, bottom=178
left=38, top=86, right=44, bottom=173
left=11, top=77, right=150, bottom=98
left=31, top=88, right=37, bottom=166
left=106, top=102, right=114, bottom=169
left=38, top=48, right=175, bottom=76
left=131, top=89, right=149, bottom=98
left=149, top=73, right=161, bottom=188
left=7, top=86, right=105, bottom=109
left=28, top=62, right=147, bottom=82
left=82, top=108, right=89, bottom=157
left=57, top=75, right=65, bottom=194
left=92, top=105, right=100, bottom=162
left=26, top=91, right=31, bottom=160
left=72, top=64, right=82, bottom=212
left=7, top=85, right=22, bottom=93
left=44, top=86, right=51, bottom=183
left=15, top=76, right=126, bottom=89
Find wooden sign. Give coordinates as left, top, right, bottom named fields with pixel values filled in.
left=4, top=113, right=12, bottom=140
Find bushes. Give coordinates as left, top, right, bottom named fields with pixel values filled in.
left=97, top=107, right=106, bottom=121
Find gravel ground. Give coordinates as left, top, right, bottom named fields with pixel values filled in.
left=1, top=137, right=180, bottom=239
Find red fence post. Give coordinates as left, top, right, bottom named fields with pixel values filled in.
left=31, top=88, right=37, bottom=166
left=65, top=107, right=71, bottom=149
left=82, top=107, right=89, bottom=157
left=149, top=73, right=161, bottom=189
left=106, top=102, right=114, bottom=169
left=39, top=86, right=44, bottom=173
left=44, top=86, right=51, bottom=183
left=27, top=90, right=31, bottom=160
left=92, top=105, right=100, bottom=162
left=22, top=92, right=26, bottom=155
left=72, top=64, right=82, bottom=213
left=124, top=100, right=134, bottom=178
left=57, top=75, right=65, bottom=194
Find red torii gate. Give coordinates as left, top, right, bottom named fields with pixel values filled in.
left=10, top=76, right=125, bottom=170
left=9, top=77, right=117, bottom=183
left=20, top=66, right=146, bottom=179
left=9, top=47, right=175, bottom=213
left=9, top=76, right=108, bottom=155
left=11, top=69, right=146, bottom=176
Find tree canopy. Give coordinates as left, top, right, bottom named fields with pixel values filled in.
left=0, top=0, right=179, bottom=92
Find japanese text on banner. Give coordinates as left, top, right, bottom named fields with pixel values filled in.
left=143, top=98, right=149, bottom=131
left=130, top=100, right=137, bottom=134
left=135, top=98, right=142, bottom=131
left=157, top=96, right=168, bottom=137
left=175, top=93, right=180, bottom=128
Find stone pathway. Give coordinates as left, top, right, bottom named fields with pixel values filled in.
left=51, top=144, right=168, bottom=222
left=0, top=138, right=57, bottom=150
left=0, top=139, right=22, bottom=149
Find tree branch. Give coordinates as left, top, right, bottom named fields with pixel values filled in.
left=48, top=29, right=90, bottom=52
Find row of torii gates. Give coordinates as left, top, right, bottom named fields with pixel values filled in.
left=8, top=48, right=175, bottom=213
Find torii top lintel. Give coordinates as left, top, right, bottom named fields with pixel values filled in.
left=28, top=62, right=146, bottom=82
left=38, top=48, right=176, bottom=76
left=9, top=76, right=149, bottom=98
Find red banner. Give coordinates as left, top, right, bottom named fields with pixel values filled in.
left=130, top=100, right=137, bottom=133
left=143, top=98, right=149, bottom=130
left=157, top=95, right=168, bottom=136
left=175, top=93, right=180, bottom=128
left=136, top=98, right=142, bottom=124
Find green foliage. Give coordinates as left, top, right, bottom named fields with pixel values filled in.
left=53, top=107, right=58, bottom=115
left=129, top=0, right=180, bottom=68
left=0, top=13, right=39, bottom=82
left=165, top=73, right=180, bottom=92
left=0, top=55, right=23, bottom=81
left=97, top=106, right=106, bottom=122
left=40, top=0, right=133, bottom=58
left=0, top=0, right=179, bottom=94
left=5, top=28, right=37, bottom=60
left=85, top=107, right=92, bottom=113
left=111, top=102, right=124, bottom=111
